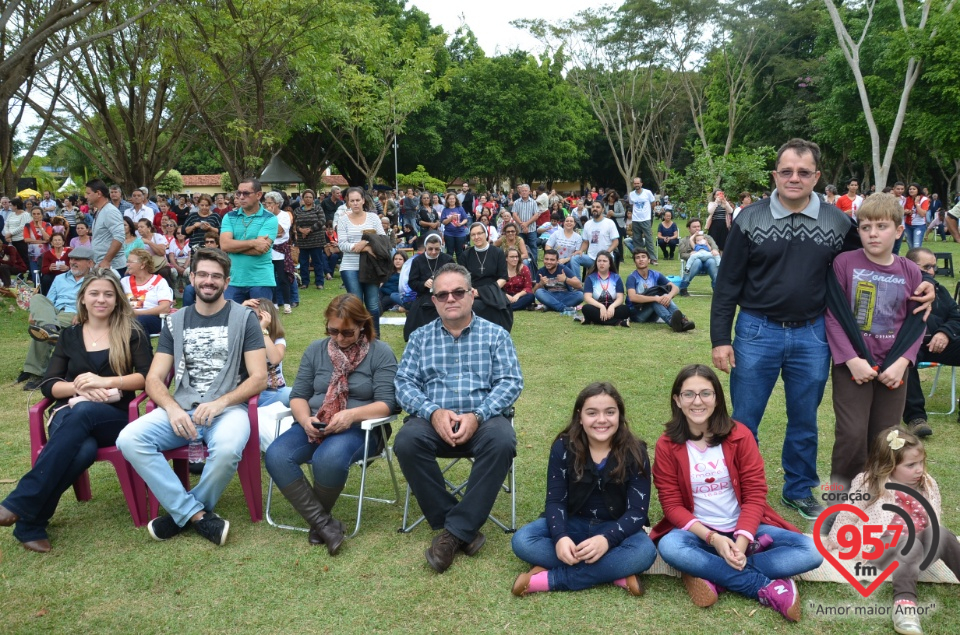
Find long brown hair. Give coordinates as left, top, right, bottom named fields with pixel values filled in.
left=862, top=425, right=929, bottom=501
left=324, top=294, right=375, bottom=340
left=257, top=298, right=286, bottom=340
left=664, top=364, right=734, bottom=446
left=75, top=269, right=143, bottom=376
left=555, top=382, right=648, bottom=483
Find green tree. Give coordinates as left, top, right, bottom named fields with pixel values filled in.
left=445, top=51, right=595, bottom=187
left=154, top=168, right=183, bottom=194
left=820, top=0, right=957, bottom=187
left=26, top=5, right=197, bottom=193
left=397, top=165, right=446, bottom=193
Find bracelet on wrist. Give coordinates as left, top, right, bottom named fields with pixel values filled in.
left=704, top=530, right=716, bottom=546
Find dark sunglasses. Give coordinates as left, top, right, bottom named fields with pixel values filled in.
left=433, top=289, right=468, bottom=302
left=326, top=327, right=359, bottom=337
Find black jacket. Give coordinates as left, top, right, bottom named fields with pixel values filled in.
left=924, top=274, right=960, bottom=342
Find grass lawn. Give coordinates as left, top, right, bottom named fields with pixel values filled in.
left=2, top=243, right=960, bottom=634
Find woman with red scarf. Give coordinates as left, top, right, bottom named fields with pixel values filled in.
left=264, top=294, right=397, bottom=554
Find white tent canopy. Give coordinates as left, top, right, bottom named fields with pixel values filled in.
left=57, top=177, right=76, bottom=192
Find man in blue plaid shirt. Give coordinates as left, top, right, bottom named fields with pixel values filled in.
left=394, top=263, right=523, bottom=573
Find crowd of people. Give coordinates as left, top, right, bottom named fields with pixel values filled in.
left=3, top=138, right=960, bottom=633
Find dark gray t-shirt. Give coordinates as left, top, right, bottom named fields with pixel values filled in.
left=159, top=302, right=263, bottom=395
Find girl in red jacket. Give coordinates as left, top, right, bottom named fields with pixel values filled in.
left=652, top=364, right=822, bottom=622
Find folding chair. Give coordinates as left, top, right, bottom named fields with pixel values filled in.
left=918, top=362, right=958, bottom=416
left=399, top=408, right=516, bottom=534
left=28, top=391, right=151, bottom=527
left=264, top=410, right=400, bottom=539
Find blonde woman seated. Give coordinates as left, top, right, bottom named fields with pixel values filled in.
left=122, top=248, right=173, bottom=334
left=0, top=270, right=152, bottom=552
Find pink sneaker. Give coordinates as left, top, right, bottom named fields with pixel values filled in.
left=758, top=578, right=801, bottom=622
left=681, top=574, right=720, bottom=607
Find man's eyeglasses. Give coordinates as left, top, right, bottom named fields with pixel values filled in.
left=194, top=271, right=225, bottom=281
left=433, top=289, right=468, bottom=302
left=920, top=264, right=937, bottom=272
left=775, top=169, right=817, bottom=180
left=204, top=240, right=217, bottom=245
left=235, top=190, right=259, bottom=198
left=326, top=327, right=358, bottom=338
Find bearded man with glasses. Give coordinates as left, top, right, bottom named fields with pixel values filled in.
left=394, top=263, right=523, bottom=573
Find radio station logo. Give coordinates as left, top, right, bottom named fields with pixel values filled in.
left=812, top=482, right=940, bottom=598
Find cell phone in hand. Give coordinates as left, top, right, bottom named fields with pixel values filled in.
left=452, top=422, right=461, bottom=434
left=311, top=422, right=327, bottom=431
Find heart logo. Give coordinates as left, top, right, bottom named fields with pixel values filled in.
left=813, top=503, right=899, bottom=598
left=704, top=477, right=715, bottom=483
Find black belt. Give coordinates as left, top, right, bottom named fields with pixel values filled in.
left=741, top=309, right=816, bottom=329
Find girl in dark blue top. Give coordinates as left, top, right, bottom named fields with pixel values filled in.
left=440, top=192, right=470, bottom=263
left=511, top=382, right=657, bottom=596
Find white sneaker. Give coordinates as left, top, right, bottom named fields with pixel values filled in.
left=283, top=304, right=292, bottom=314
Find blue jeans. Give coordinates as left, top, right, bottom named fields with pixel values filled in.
left=630, top=299, right=678, bottom=323
left=730, top=311, right=830, bottom=500
left=906, top=224, right=925, bottom=249
left=258, top=387, right=291, bottom=408
left=264, top=422, right=379, bottom=490
left=658, top=525, right=822, bottom=598
left=116, top=404, right=250, bottom=527
left=512, top=517, right=658, bottom=591
left=340, top=269, right=380, bottom=337
left=445, top=235, right=468, bottom=263
left=380, top=290, right=405, bottom=312
left=299, top=247, right=326, bottom=287
left=182, top=284, right=196, bottom=307
left=534, top=289, right=583, bottom=312
left=224, top=285, right=274, bottom=303
left=510, top=294, right=535, bottom=311
left=680, top=256, right=718, bottom=290
left=523, top=231, right=539, bottom=268
left=3, top=402, right=128, bottom=542
left=568, top=254, right=595, bottom=278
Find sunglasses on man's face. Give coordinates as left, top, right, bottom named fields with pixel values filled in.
left=433, top=289, right=468, bottom=302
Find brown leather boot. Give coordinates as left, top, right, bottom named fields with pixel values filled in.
left=312, top=483, right=345, bottom=555
left=279, top=479, right=342, bottom=554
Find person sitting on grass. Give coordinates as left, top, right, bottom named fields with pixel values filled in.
left=678, top=219, right=719, bottom=297
left=652, top=364, right=822, bottom=623
left=380, top=251, right=408, bottom=313
left=510, top=382, right=656, bottom=597
left=579, top=251, right=629, bottom=327
left=625, top=251, right=695, bottom=332
left=503, top=246, right=534, bottom=311
left=532, top=249, right=583, bottom=313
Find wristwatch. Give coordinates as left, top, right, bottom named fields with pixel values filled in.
left=472, top=410, right=485, bottom=425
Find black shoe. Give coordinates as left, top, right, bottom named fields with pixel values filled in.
left=681, top=315, right=696, bottom=331
left=619, top=319, right=631, bottom=328
left=670, top=311, right=685, bottom=333
left=148, top=514, right=189, bottom=541
left=192, top=512, right=230, bottom=546
left=425, top=529, right=462, bottom=573
left=907, top=418, right=933, bottom=437
left=16, top=371, right=32, bottom=383
left=679, top=288, right=690, bottom=297
left=781, top=495, right=824, bottom=521
left=23, top=375, right=43, bottom=391
left=188, top=461, right=205, bottom=475
left=28, top=322, right=60, bottom=343
left=460, top=531, right=486, bottom=556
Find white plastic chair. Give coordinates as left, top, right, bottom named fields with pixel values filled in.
left=264, top=409, right=401, bottom=538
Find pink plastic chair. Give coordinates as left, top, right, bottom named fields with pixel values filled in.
left=29, top=393, right=150, bottom=527
left=143, top=395, right=262, bottom=522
